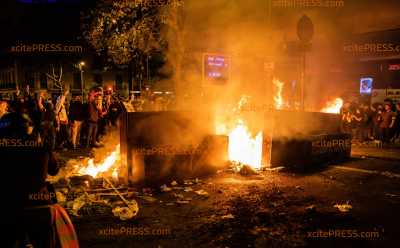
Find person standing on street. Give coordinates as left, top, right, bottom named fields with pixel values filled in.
left=380, top=103, right=396, bottom=144
left=86, top=92, right=101, bottom=148
left=55, top=90, right=70, bottom=149
left=69, top=95, right=85, bottom=149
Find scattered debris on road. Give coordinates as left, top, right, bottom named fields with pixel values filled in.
left=334, top=202, right=352, bottom=212
left=221, top=214, right=235, bottom=219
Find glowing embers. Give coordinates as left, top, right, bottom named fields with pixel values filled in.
left=321, top=98, right=343, bottom=114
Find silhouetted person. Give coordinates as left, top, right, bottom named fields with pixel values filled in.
left=1, top=104, right=78, bottom=247
left=55, top=90, right=70, bottom=149
left=380, top=103, right=396, bottom=143
left=87, top=95, right=101, bottom=147
left=69, top=95, right=85, bottom=149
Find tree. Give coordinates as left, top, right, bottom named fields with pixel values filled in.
left=46, top=64, right=64, bottom=90
left=81, top=0, right=163, bottom=92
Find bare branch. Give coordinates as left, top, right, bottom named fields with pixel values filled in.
left=58, top=65, right=63, bottom=82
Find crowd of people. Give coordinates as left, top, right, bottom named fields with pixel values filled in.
left=0, top=85, right=124, bottom=151
left=340, top=101, right=400, bottom=144
left=0, top=85, right=176, bottom=247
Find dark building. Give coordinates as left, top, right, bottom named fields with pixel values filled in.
left=344, top=28, right=400, bottom=103
left=345, top=28, right=400, bottom=88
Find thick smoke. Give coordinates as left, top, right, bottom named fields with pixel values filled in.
left=159, top=0, right=349, bottom=136
left=161, top=0, right=400, bottom=110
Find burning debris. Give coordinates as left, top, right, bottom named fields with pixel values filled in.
left=238, top=164, right=260, bottom=176
left=273, top=78, right=285, bottom=110
left=77, top=144, right=121, bottom=179
left=227, top=120, right=263, bottom=170
left=49, top=90, right=347, bottom=226
left=215, top=95, right=265, bottom=172
left=54, top=179, right=140, bottom=220
left=334, top=202, right=353, bottom=213
left=321, top=98, right=344, bottom=114
left=54, top=136, right=215, bottom=218
left=48, top=131, right=141, bottom=220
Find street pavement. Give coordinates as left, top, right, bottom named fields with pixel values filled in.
left=71, top=145, right=400, bottom=248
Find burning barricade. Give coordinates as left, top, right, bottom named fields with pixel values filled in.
left=51, top=90, right=350, bottom=220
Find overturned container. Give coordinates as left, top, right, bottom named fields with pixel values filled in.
left=119, top=108, right=228, bottom=185
left=263, top=110, right=351, bottom=169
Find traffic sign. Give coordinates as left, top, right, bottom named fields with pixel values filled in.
left=297, top=15, right=314, bottom=43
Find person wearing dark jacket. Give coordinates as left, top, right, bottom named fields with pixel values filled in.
left=69, top=95, right=85, bottom=149
left=108, top=97, right=122, bottom=127
left=373, top=105, right=384, bottom=140
left=86, top=97, right=100, bottom=147
left=42, top=99, right=57, bottom=150
left=380, top=103, right=396, bottom=143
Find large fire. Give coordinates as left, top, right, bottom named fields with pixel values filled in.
left=216, top=96, right=264, bottom=170
left=227, top=120, right=263, bottom=170
left=78, top=144, right=121, bottom=178
left=321, top=98, right=343, bottom=114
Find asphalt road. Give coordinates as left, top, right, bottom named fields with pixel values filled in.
left=70, top=145, right=400, bottom=248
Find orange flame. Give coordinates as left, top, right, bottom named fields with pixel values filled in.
left=215, top=96, right=263, bottom=170
left=78, top=144, right=120, bottom=178
left=321, top=98, right=343, bottom=114
left=273, top=79, right=284, bottom=110
left=112, top=168, right=119, bottom=181
left=228, top=120, right=263, bottom=170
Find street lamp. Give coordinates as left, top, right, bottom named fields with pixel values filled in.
left=78, top=61, right=85, bottom=102
left=146, top=55, right=150, bottom=83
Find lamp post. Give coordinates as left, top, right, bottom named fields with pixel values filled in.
left=147, top=55, right=150, bottom=83
left=297, top=15, right=314, bottom=111
left=79, top=61, right=85, bottom=102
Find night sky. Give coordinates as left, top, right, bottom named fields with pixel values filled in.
left=1, top=0, right=400, bottom=46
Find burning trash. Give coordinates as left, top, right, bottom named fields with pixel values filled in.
left=334, top=202, right=352, bottom=213
left=228, top=120, right=263, bottom=170
left=239, top=164, right=259, bottom=176
left=78, top=144, right=121, bottom=179
left=321, top=98, right=343, bottom=114
left=215, top=96, right=264, bottom=172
